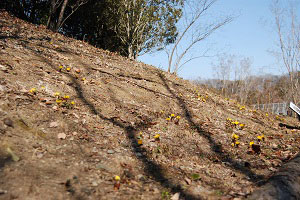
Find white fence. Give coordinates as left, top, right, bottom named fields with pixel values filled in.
left=252, top=102, right=288, bottom=115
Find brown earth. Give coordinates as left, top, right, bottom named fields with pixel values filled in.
left=0, top=10, right=300, bottom=200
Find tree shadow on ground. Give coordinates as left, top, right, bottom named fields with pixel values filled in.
left=157, top=72, right=264, bottom=183
left=16, top=41, right=200, bottom=199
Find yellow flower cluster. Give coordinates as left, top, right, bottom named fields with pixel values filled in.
left=231, top=133, right=240, bottom=147
left=54, top=92, right=75, bottom=109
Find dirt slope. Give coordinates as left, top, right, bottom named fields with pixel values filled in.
left=0, top=11, right=300, bottom=200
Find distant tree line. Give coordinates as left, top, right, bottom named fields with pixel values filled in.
left=195, top=72, right=295, bottom=106
left=0, top=0, right=183, bottom=59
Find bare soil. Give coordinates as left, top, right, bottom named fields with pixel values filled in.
left=0, top=11, right=300, bottom=200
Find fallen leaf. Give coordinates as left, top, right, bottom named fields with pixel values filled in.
left=6, top=147, right=20, bottom=161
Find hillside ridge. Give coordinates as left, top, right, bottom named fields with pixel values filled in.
left=0, top=11, right=300, bottom=200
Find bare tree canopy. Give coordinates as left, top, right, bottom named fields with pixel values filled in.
left=166, top=0, right=234, bottom=74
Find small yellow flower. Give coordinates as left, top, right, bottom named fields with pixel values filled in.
left=176, top=116, right=181, bottom=119
left=231, top=143, right=235, bottom=147
left=249, top=141, right=254, bottom=146
left=154, top=134, right=160, bottom=139
left=166, top=117, right=171, bottom=121
left=59, top=65, right=63, bottom=69
left=235, top=141, right=240, bottom=145
left=257, top=135, right=263, bottom=141
left=66, top=67, right=71, bottom=71
left=232, top=134, right=239, bottom=140
left=265, top=113, right=269, bottom=117
left=64, top=95, right=70, bottom=99
left=29, top=88, right=37, bottom=93
left=227, top=118, right=232, bottom=121
left=71, top=101, right=75, bottom=105
left=56, top=99, right=62, bottom=103
left=232, top=121, right=239, bottom=125
left=170, top=114, right=175, bottom=117
left=115, top=176, right=120, bottom=181
left=82, top=77, right=86, bottom=81
left=54, top=92, right=60, bottom=96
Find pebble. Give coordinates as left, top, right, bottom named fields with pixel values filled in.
left=3, top=118, right=13, bottom=127
left=136, top=152, right=142, bottom=157
left=107, top=150, right=114, bottom=154
left=92, top=181, right=98, bottom=187
left=49, top=121, right=59, bottom=128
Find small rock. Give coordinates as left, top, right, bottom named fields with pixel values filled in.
left=57, top=133, right=67, bottom=139
left=3, top=118, right=13, bottom=127
left=92, top=181, right=98, bottom=187
left=0, top=189, right=7, bottom=194
left=136, top=174, right=145, bottom=181
left=136, top=152, right=142, bottom=157
left=271, top=143, right=278, bottom=150
left=50, top=121, right=59, bottom=128
left=107, top=150, right=114, bottom=154
left=171, top=192, right=180, bottom=200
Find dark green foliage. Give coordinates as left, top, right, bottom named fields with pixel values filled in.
left=0, top=0, right=183, bottom=59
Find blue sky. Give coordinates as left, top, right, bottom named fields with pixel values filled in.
left=139, top=0, right=287, bottom=80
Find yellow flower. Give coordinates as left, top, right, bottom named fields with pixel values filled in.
left=154, top=134, right=160, bottom=139
left=239, top=106, right=245, bottom=110
left=54, top=92, right=60, bottom=96
left=166, top=117, right=171, bottom=121
left=66, top=67, right=71, bottom=71
left=64, top=95, right=70, bottom=99
left=235, top=141, right=240, bottom=145
left=227, top=118, right=232, bottom=121
left=249, top=141, right=254, bottom=146
left=29, top=88, right=37, bottom=93
left=265, top=113, right=269, bottom=117
left=176, top=116, right=181, bottom=119
left=170, top=114, right=175, bottom=117
left=82, top=77, right=86, bottom=81
left=115, top=176, right=120, bottom=181
left=257, top=135, right=263, bottom=141
left=59, top=65, right=63, bottom=69
left=232, top=121, right=239, bottom=125
left=71, top=101, right=75, bottom=105
left=56, top=99, right=62, bottom=103
left=137, top=139, right=143, bottom=145
left=231, top=143, right=235, bottom=147
left=232, top=134, right=239, bottom=140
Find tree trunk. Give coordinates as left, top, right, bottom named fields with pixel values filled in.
left=248, top=153, right=300, bottom=200
left=55, top=0, right=68, bottom=32
left=47, top=0, right=58, bottom=31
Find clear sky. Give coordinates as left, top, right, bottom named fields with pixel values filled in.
left=138, top=0, right=289, bottom=80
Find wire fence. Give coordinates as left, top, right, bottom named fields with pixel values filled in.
left=252, top=102, right=288, bottom=115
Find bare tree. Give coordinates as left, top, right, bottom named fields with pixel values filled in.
left=212, top=54, right=234, bottom=97
left=47, top=0, right=89, bottom=32
left=166, top=0, right=233, bottom=74
left=271, top=0, right=300, bottom=103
